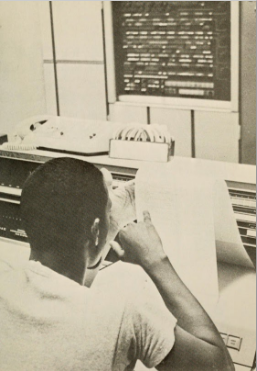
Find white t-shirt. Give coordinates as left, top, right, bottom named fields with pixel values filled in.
left=0, top=259, right=176, bottom=371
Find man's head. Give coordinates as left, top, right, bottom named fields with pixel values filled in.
left=21, top=157, right=111, bottom=283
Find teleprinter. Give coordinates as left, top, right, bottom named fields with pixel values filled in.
left=0, top=145, right=255, bottom=371
left=2, top=115, right=118, bottom=155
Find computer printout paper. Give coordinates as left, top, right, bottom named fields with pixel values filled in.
left=155, top=158, right=254, bottom=268
left=135, top=162, right=219, bottom=308
left=135, top=160, right=253, bottom=309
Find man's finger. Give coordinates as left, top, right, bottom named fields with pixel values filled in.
left=110, top=241, right=125, bottom=258
left=143, top=210, right=151, bottom=224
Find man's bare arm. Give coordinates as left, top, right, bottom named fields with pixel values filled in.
left=144, top=256, right=234, bottom=371
left=117, top=211, right=234, bottom=371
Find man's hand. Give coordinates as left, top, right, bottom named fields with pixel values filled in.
left=101, top=168, right=136, bottom=241
left=112, top=211, right=167, bottom=270
left=113, top=211, right=234, bottom=371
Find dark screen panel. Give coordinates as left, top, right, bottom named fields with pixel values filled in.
left=0, top=201, right=27, bottom=242
left=113, top=1, right=231, bottom=101
left=0, top=158, right=40, bottom=189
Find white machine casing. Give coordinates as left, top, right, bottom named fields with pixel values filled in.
left=5, top=115, right=121, bottom=155
left=0, top=144, right=255, bottom=371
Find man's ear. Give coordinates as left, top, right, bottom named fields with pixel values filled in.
left=91, top=218, right=100, bottom=246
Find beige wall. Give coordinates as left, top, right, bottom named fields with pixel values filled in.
left=0, top=2, right=46, bottom=134
left=39, top=1, right=107, bottom=120
left=2, top=2, right=254, bottom=164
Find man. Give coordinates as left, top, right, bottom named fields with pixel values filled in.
left=0, top=157, right=234, bottom=371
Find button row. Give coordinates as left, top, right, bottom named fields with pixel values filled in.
left=220, top=333, right=242, bottom=351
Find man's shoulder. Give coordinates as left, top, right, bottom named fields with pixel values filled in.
left=93, top=261, right=158, bottom=313
left=94, top=262, right=149, bottom=295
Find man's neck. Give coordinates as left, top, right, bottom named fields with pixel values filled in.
left=29, top=250, right=86, bottom=285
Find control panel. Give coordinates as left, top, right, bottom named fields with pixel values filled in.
left=113, top=1, right=232, bottom=101
left=0, top=152, right=255, bottom=267
left=0, top=198, right=27, bottom=241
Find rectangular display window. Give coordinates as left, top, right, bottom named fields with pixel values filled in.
left=104, top=1, right=239, bottom=111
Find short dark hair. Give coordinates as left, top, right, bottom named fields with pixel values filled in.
left=21, top=157, right=108, bottom=256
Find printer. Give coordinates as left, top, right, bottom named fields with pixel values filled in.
left=0, top=144, right=255, bottom=371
